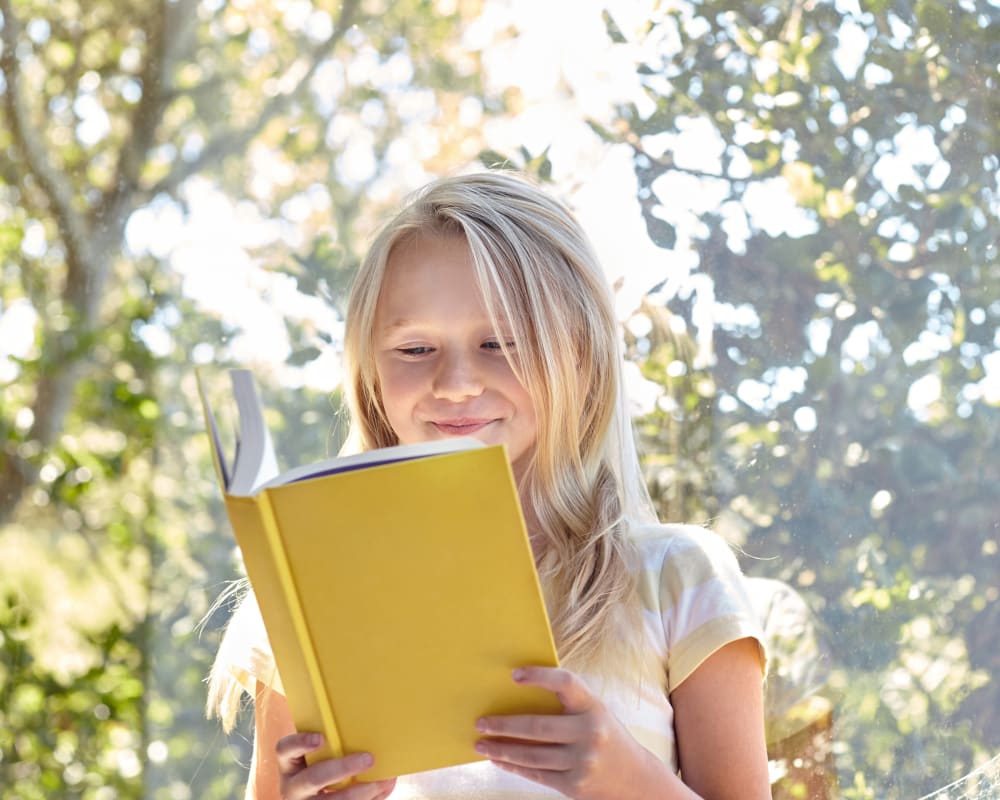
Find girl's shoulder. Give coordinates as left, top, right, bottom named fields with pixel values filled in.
left=625, top=521, right=756, bottom=611
left=627, top=521, right=743, bottom=572
left=626, top=521, right=767, bottom=684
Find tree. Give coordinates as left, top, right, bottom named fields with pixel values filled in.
left=607, top=0, right=999, bottom=795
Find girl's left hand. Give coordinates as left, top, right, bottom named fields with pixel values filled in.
left=474, top=666, right=671, bottom=800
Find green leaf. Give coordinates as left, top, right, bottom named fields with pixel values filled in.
left=477, top=149, right=513, bottom=169
left=602, top=10, right=627, bottom=44
left=286, top=346, right=322, bottom=367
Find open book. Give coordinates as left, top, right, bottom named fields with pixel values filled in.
left=204, top=368, right=481, bottom=496
left=198, top=369, right=560, bottom=781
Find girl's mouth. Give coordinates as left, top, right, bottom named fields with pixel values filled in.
left=431, top=419, right=495, bottom=435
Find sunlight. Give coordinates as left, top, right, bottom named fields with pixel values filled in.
left=0, top=298, right=38, bottom=383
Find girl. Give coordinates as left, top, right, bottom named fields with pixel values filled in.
left=208, top=171, right=771, bottom=800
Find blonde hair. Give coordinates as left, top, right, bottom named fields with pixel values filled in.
left=205, top=578, right=251, bottom=732
left=344, top=171, right=654, bottom=670
left=208, top=171, right=656, bottom=729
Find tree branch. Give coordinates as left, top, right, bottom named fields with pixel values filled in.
left=147, top=0, right=362, bottom=198
left=104, top=0, right=195, bottom=217
left=115, top=2, right=171, bottom=191
left=0, top=0, right=95, bottom=287
left=161, top=0, right=201, bottom=70
left=85, top=0, right=187, bottom=325
left=0, top=2, right=118, bottom=524
left=0, top=0, right=100, bottom=525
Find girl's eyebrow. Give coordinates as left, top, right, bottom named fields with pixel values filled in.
left=378, top=317, right=512, bottom=336
left=379, top=317, right=419, bottom=331
left=381, top=318, right=503, bottom=330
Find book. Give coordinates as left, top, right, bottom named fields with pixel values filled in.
left=198, top=368, right=561, bottom=781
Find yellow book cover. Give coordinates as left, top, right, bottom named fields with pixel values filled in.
left=198, top=369, right=560, bottom=781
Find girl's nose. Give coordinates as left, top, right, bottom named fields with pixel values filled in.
left=432, top=350, right=484, bottom=401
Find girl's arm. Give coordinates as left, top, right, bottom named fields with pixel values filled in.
left=248, top=682, right=396, bottom=800
left=247, top=681, right=293, bottom=800
left=475, top=637, right=770, bottom=800
left=670, top=636, right=771, bottom=799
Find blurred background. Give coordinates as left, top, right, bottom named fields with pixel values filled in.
left=0, top=0, right=997, bottom=797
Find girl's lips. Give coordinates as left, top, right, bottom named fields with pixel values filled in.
left=431, top=419, right=495, bottom=435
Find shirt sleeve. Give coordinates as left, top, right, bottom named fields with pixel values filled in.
left=654, top=525, right=767, bottom=693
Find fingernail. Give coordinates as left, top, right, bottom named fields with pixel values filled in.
left=474, top=741, right=488, bottom=754
left=360, top=752, right=374, bottom=768
left=475, top=718, right=487, bottom=732
left=512, top=668, right=526, bottom=681
left=306, top=733, right=323, bottom=747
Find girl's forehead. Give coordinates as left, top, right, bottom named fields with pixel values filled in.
left=373, top=233, right=534, bottom=336
left=378, top=236, right=482, bottom=302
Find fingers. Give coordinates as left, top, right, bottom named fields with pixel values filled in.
left=511, top=666, right=591, bottom=713
left=276, top=733, right=392, bottom=800
left=475, top=738, right=575, bottom=771
left=275, top=732, right=325, bottom=773
left=474, top=667, right=621, bottom=795
left=475, top=667, right=600, bottom=748
left=371, top=778, right=397, bottom=800
left=477, top=711, right=579, bottom=743
left=282, top=750, right=371, bottom=795
left=334, top=777, right=397, bottom=800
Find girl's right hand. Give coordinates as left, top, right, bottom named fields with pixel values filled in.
left=275, top=732, right=397, bottom=800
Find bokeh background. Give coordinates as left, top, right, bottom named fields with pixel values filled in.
left=1, top=0, right=997, bottom=798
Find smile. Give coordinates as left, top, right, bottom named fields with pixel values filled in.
left=431, top=419, right=497, bottom=435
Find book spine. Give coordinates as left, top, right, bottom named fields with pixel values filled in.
left=257, top=490, right=344, bottom=760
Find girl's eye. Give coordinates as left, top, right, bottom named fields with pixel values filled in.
left=483, top=340, right=515, bottom=351
left=397, top=346, right=433, bottom=356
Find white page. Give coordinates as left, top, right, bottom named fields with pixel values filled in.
left=228, top=370, right=280, bottom=495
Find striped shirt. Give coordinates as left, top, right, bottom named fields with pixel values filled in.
left=220, top=523, right=765, bottom=798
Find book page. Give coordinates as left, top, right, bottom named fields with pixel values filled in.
left=255, top=437, right=483, bottom=492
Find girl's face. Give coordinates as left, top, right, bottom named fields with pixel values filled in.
left=373, top=233, right=538, bottom=478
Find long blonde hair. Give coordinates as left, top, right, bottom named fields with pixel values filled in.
left=344, top=171, right=654, bottom=670
left=208, top=171, right=656, bottom=729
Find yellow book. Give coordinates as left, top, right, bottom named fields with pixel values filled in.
left=198, top=369, right=560, bottom=781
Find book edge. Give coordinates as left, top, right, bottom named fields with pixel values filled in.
left=247, top=437, right=486, bottom=495
left=256, top=491, right=346, bottom=762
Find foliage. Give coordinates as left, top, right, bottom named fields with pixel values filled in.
left=610, top=0, right=999, bottom=795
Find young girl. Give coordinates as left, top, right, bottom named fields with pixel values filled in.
left=208, top=171, right=771, bottom=800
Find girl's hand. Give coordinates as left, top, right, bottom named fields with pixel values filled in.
left=274, top=733, right=397, bottom=800
left=474, top=667, right=673, bottom=800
